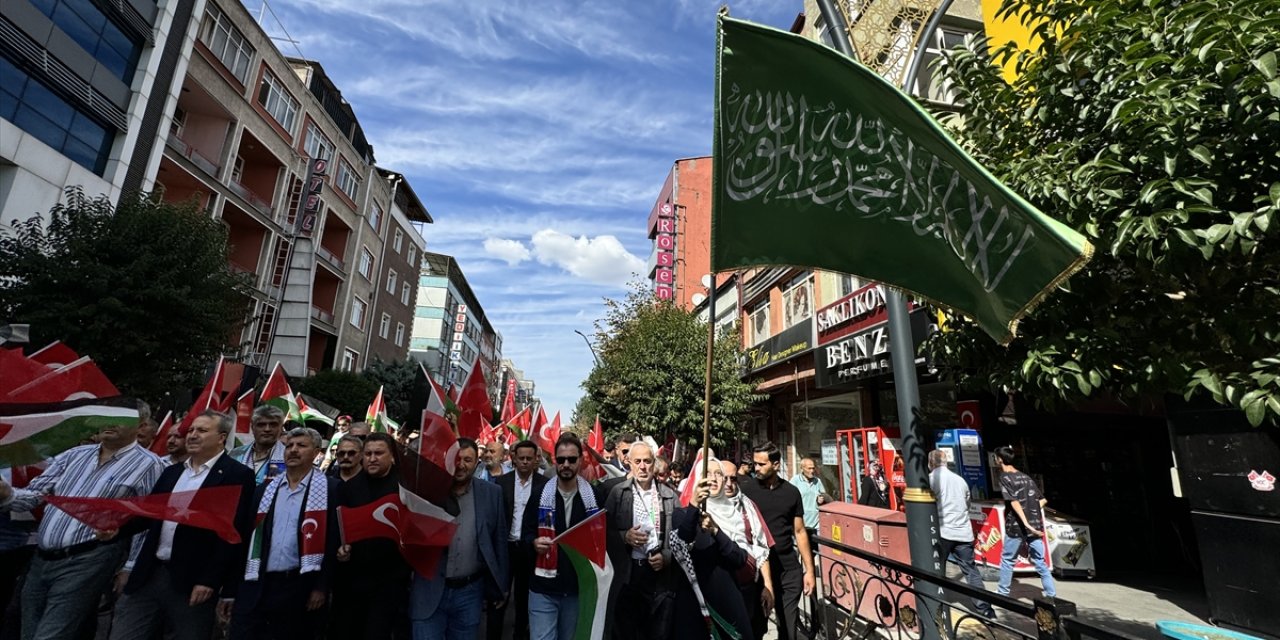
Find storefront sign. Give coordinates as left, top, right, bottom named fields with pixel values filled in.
left=745, top=320, right=813, bottom=373
left=816, top=283, right=917, bottom=345
left=815, top=309, right=929, bottom=388
left=821, top=439, right=838, bottom=465
left=449, top=303, right=467, bottom=364
left=653, top=202, right=676, bottom=300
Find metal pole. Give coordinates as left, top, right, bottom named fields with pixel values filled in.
left=699, top=280, right=717, bottom=480
left=814, top=1, right=946, bottom=636
left=574, top=329, right=602, bottom=368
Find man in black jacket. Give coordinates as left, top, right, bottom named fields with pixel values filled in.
left=602, top=441, right=677, bottom=640
left=332, top=433, right=408, bottom=640
left=223, top=427, right=340, bottom=640
left=488, top=440, right=547, bottom=640
left=108, top=410, right=256, bottom=640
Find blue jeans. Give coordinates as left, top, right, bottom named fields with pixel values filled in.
left=413, top=580, right=484, bottom=640
left=997, top=535, right=1056, bottom=598
left=939, top=539, right=995, bottom=616
left=528, top=592, right=578, bottom=640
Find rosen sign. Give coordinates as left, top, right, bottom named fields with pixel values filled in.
left=653, top=202, right=676, bottom=300
left=815, top=283, right=927, bottom=388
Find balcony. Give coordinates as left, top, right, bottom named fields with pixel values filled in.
left=316, top=245, right=346, bottom=272
left=228, top=260, right=258, bottom=284
left=310, top=306, right=335, bottom=324
left=166, top=133, right=221, bottom=176
left=229, top=179, right=272, bottom=217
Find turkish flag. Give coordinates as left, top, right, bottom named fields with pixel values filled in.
left=26, top=341, right=80, bottom=369
left=401, top=411, right=457, bottom=506
left=587, top=416, right=604, bottom=452
left=532, top=411, right=562, bottom=456
left=3, top=356, right=119, bottom=403
left=456, top=360, right=492, bottom=424
left=338, top=490, right=456, bottom=578
left=149, top=411, right=174, bottom=457
left=44, top=485, right=244, bottom=543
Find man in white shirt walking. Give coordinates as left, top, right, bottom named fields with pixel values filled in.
left=928, top=450, right=996, bottom=618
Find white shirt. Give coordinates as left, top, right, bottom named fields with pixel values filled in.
left=510, top=473, right=534, bottom=541
left=630, top=481, right=661, bottom=559
left=156, top=452, right=222, bottom=561
left=929, top=466, right=975, bottom=543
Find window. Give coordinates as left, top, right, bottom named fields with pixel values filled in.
left=170, top=106, right=187, bottom=139
left=748, top=302, right=770, bottom=345
left=782, top=276, right=813, bottom=329
left=368, top=203, right=383, bottom=233
left=230, top=155, right=244, bottom=183
left=303, top=122, right=333, bottom=160
left=838, top=274, right=862, bottom=298
left=915, top=27, right=970, bottom=104
left=393, top=228, right=403, bottom=253
left=0, top=57, right=113, bottom=175
left=257, top=69, right=299, bottom=133
left=401, top=283, right=412, bottom=306
left=336, top=159, right=359, bottom=200
left=407, top=245, right=417, bottom=268
left=379, top=313, right=391, bottom=339
left=386, top=268, right=397, bottom=294
left=358, top=247, right=374, bottom=280
left=394, top=323, right=405, bottom=347
left=36, top=0, right=143, bottom=83
left=349, top=297, right=367, bottom=329
left=200, top=4, right=256, bottom=83
left=341, top=348, right=359, bottom=371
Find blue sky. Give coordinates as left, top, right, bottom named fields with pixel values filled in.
left=261, top=0, right=800, bottom=417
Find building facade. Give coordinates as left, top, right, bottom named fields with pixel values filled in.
left=365, top=169, right=430, bottom=365
left=153, top=0, right=428, bottom=374
left=1, top=0, right=197, bottom=226
left=410, top=252, right=501, bottom=390
left=644, top=156, right=715, bottom=310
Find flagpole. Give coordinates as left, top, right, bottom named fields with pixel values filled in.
left=814, top=1, right=944, bottom=637
left=699, top=276, right=716, bottom=482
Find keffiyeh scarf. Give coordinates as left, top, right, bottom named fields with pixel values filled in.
left=240, top=441, right=286, bottom=485
left=534, top=475, right=598, bottom=579
left=244, top=468, right=327, bottom=581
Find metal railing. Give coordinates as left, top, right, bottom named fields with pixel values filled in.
left=813, top=536, right=1146, bottom=640
left=228, top=179, right=272, bottom=216
left=165, top=133, right=221, bottom=176
left=315, top=245, right=346, bottom=271
left=309, top=306, right=334, bottom=325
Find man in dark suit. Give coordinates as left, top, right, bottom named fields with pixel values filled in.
left=222, top=427, right=340, bottom=640
left=108, top=410, right=256, bottom=640
left=488, top=439, right=548, bottom=640
left=409, top=438, right=509, bottom=639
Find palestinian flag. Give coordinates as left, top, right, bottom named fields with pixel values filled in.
left=297, top=394, right=333, bottom=427
left=427, top=374, right=459, bottom=421
left=0, top=397, right=139, bottom=468
left=367, top=386, right=389, bottom=433
left=261, top=363, right=302, bottom=422
left=556, top=510, right=613, bottom=640
left=505, top=406, right=532, bottom=442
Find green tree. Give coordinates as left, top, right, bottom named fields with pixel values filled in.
left=0, top=190, right=252, bottom=400
left=569, top=394, right=600, bottom=435
left=582, top=281, right=763, bottom=450
left=295, top=369, right=379, bottom=419
left=361, top=357, right=419, bottom=425
left=925, top=0, right=1280, bottom=424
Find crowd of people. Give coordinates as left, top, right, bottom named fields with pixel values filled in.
left=0, top=401, right=1054, bottom=640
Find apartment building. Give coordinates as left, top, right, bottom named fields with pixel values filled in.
left=1, top=0, right=197, bottom=226
left=498, top=358, right=537, bottom=413
left=366, top=169, right=430, bottom=365
left=644, top=156, right=715, bottom=310
left=410, top=252, right=502, bottom=390
left=153, top=0, right=428, bottom=374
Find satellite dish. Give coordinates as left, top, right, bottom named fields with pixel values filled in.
left=700, top=274, right=713, bottom=289
left=691, top=293, right=707, bottom=306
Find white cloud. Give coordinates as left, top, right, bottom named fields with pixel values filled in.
left=530, top=229, right=645, bottom=287
left=482, top=238, right=532, bottom=266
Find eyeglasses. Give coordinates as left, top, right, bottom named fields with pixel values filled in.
left=555, top=456, right=579, bottom=465
left=336, top=450, right=359, bottom=458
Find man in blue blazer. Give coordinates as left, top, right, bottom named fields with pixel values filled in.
left=410, top=437, right=509, bottom=640
left=108, top=410, right=256, bottom=640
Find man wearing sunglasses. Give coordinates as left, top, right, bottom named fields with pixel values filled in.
left=327, top=436, right=364, bottom=482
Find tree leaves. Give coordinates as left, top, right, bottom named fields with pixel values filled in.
left=924, top=0, right=1280, bottom=426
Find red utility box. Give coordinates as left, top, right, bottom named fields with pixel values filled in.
left=817, top=502, right=914, bottom=622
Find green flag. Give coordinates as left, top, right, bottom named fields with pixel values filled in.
left=712, top=16, right=1092, bottom=343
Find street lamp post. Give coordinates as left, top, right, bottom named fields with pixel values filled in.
left=574, top=329, right=602, bottom=368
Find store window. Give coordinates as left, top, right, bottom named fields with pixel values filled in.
left=791, top=393, right=865, bottom=502
left=748, top=302, right=770, bottom=345
left=782, top=275, right=812, bottom=329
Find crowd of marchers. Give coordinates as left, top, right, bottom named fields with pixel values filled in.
left=0, top=400, right=1054, bottom=640
left=0, top=401, right=834, bottom=640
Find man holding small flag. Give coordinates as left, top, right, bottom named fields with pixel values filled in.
left=224, top=427, right=339, bottom=640
left=0, top=400, right=164, bottom=640
left=524, top=433, right=611, bottom=640
left=107, top=410, right=256, bottom=640
left=489, top=439, right=548, bottom=640
left=409, top=437, right=508, bottom=640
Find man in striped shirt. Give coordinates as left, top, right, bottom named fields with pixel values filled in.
left=0, top=404, right=165, bottom=640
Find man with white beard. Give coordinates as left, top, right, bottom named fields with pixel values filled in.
left=705, top=458, right=775, bottom=640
